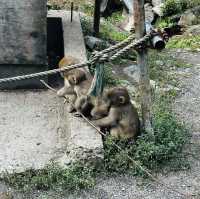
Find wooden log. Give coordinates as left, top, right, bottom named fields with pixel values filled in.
left=133, top=0, right=154, bottom=135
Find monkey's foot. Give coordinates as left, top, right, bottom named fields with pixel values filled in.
left=57, top=88, right=66, bottom=97
left=68, top=104, right=76, bottom=113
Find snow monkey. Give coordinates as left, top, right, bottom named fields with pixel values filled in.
left=57, top=56, right=94, bottom=114
left=92, top=87, right=140, bottom=140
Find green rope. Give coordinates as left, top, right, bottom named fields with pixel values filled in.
left=89, top=63, right=105, bottom=97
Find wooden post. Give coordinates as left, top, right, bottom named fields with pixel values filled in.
left=133, top=0, right=153, bottom=134
left=93, top=0, right=101, bottom=37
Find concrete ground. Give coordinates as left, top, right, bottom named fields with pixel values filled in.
left=0, top=90, right=69, bottom=174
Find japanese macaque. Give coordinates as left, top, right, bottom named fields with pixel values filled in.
left=57, top=56, right=94, bottom=114
left=57, top=55, right=79, bottom=94
left=56, top=56, right=89, bottom=113
left=92, top=87, right=140, bottom=140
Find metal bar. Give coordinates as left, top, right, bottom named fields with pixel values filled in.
left=71, top=2, right=74, bottom=22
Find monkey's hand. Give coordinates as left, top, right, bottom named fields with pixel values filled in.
left=92, top=108, right=118, bottom=128
left=57, top=86, right=75, bottom=97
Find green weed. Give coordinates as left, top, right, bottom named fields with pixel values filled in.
left=2, top=163, right=95, bottom=192
left=166, top=35, right=200, bottom=51
left=162, top=0, right=200, bottom=17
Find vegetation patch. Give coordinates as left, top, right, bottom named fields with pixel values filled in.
left=166, top=35, right=200, bottom=51
left=81, top=14, right=129, bottom=43
left=148, top=50, right=189, bottom=88
left=2, top=163, right=95, bottom=193
left=2, top=93, right=190, bottom=192
left=162, top=0, right=200, bottom=17
left=103, top=94, right=190, bottom=174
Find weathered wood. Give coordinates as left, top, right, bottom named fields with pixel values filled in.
left=133, top=0, right=153, bottom=134
left=93, top=0, right=101, bottom=36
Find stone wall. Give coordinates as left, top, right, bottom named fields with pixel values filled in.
left=0, top=0, right=47, bottom=65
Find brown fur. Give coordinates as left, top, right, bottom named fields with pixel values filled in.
left=92, top=87, right=140, bottom=140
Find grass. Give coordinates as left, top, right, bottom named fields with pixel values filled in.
left=2, top=163, right=95, bottom=193
left=81, top=14, right=129, bottom=43
left=166, top=35, right=200, bottom=51
left=162, top=0, right=200, bottom=17
left=148, top=50, right=189, bottom=88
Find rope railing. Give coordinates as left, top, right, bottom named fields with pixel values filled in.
left=0, top=33, right=154, bottom=85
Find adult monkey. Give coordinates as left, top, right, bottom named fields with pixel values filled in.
left=92, top=87, right=140, bottom=139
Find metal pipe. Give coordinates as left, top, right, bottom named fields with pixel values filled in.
left=93, top=0, right=101, bottom=37
left=71, top=2, right=74, bottom=22
left=145, top=22, right=165, bottom=50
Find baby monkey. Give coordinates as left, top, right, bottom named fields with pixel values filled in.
left=57, top=56, right=93, bottom=114
left=92, top=87, right=140, bottom=140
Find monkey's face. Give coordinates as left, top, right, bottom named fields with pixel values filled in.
left=105, top=87, right=130, bottom=106
left=66, top=69, right=87, bottom=85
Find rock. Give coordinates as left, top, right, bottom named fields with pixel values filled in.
left=85, top=36, right=109, bottom=50
left=159, top=85, right=181, bottom=93
left=122, top=0, right=134, bottom=14
left=120, top=2, right=154, bottom=31
left=184, top=24, right=200, bottom=36
left=145, top=3, right=154, bottom=23
left=152, top=3, right=164, bottom=16
left=178, top=6, right=200, bottom=27
left=123, top=64, right=140, bottom=84
left=152, top=0, right=164, bottom=7
left=0, top=192, right=13, bottom=199
left=150, top=80, right=157, bottom=90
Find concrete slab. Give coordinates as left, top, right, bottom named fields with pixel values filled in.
left=48, top=10, right=103, bottom=167
left=48, top=10, right=87, bottom=63
left=0, top=11, right=103, bottom=174
left=0, top=91, right=69, bottom=174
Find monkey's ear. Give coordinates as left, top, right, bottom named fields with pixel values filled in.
left=119, top=96, right=125, bottom=104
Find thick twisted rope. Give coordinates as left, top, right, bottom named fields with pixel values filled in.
left=0, top=62, right=89, bottom=84
left=0, top=33, right=152, bottom=85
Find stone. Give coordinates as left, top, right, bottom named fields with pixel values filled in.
left=152, top=3, right=164, bottom=16
left=145, top=3, right=154, bottom=23
left=123, top=64, right=140, bottom=84
left=159, top=85, right=181, bottom=93
left=152, top=0, right=164, bottom=7
left=184, top=25, right=200, bottom=36
left=178, top=6, right=200, bottom=27
left=0, top=192, right=13, bottom=199
left=85, top=36, right=109, bottom=50
left=120, top=2, right=154, bottom=31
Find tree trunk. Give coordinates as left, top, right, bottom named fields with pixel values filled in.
left=133, top=0, right=153, bottom=135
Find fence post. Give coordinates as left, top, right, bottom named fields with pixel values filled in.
left=133, top=0, right=154, bottom=135
left=93, top=0, right=101, bottom=37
